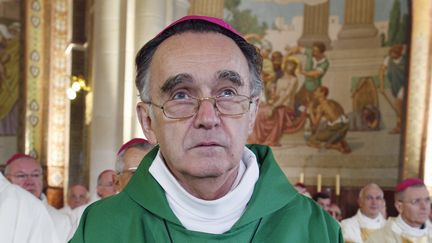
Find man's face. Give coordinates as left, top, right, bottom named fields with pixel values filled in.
left=359, top=186, right=384, bottom=218
left=68, top=185, right=89, bottom=209
left=317, top=198, right=331, bottom=211
left=312, top=46, right=322, bottom=58
left=115, top=147, right=149, bottom=192
left=137, top=32, right=258, bottom=192
left=395, top=186, right=431, bottom=228
left=6, top=158, right=43, bottom=198
left=97, top=171, right=116, bottom=199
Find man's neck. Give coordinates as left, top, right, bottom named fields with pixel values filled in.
left=177, top=167, right=239, bottom=200
left=401, top=215, right=424, bottom=229
left=360, top=210, right=379, bottom=220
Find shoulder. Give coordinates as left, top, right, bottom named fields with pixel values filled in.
left=78, top=192, right=142, bottom=228
left=278, top=195, right=340, bottom=230
left=340, top=215, right=358, bottom=227
left=265, top=195, right=342, bottom=242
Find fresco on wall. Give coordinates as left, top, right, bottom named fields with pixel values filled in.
left=224, top=0, right=410, bottom=187
left=0, top=0, right=21, bottom=136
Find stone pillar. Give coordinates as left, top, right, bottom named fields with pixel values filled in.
left=46, top=0, right=70, bottom=207
left=128, top=1, right=168, bottom=140
left=333, top=0, right=380, bottom=49
left=89, top=0, right=123, bottom=194
left=174, top=0, right=190, bottom=20
left=188, top=0, right=224, bottom=18
left=298, top=2, right=331, bottom=48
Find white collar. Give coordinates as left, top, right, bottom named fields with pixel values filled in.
left=356, top=210, right=386, bottom=229
left=392, top=215, right=428, bottom=238
left=149, top=146, right=259, bottom=234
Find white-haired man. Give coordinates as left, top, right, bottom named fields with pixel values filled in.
left=341, top=183, right=386, bottom=242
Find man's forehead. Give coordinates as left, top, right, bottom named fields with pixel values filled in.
left=364, top=187, right=383, bottom=195
left=72, top=185, right=87, bottom=192
left=151, top=32, right=247, bottom=75
left=9, top=158, right=39, bottom=169
left=405, top=186, right=428, bottom=196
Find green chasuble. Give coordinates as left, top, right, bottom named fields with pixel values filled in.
left=70, top=144, right=342, bottom=243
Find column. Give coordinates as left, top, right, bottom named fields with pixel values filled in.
left=188, top=0, right=224, bottom=18
left=46, top=0, right=71, bottom=207
left=298, top=2, right=331, bottom=48
left=174, top=0, right=190, bottom=21
left=89, top=0, right=124, bottom=194
left=333, top=0, right=380, bottom=49
left=127, top=1, right=168, bottom=140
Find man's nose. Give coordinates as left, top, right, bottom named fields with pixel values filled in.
left=193, top=99, right=220, bottom=129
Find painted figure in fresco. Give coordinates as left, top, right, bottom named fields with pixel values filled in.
left=0, top=22, right=20, bottom=135
left=248, top=58, right=305, bottom=146
left=307, top=86, right=351, bottom=154
left=350, top=77, right=381, bottom=131
left=379, top=44, right=406, bottom=134
left=287, top=41, right=330, bottom=106
left=259, top=45, right=275, bottom=101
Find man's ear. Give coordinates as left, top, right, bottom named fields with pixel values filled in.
left=394, top=200, right=403, bottom=214
left=248, top=98, right=260, bottom=135
left=136, top=102, right=157, bottom=144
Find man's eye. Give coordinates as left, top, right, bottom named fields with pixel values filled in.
left=220, top=89, right=236, bottom=97
left=172, top=91, right=190, bottom=100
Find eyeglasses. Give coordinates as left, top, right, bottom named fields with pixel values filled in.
left=365, top=195, right=384, bottom=201
left=144, top=94, right=254, bottom=119
left=7, top=172, right=43, bottom=181
left=399, top=197, right=431, bottom=206
left=117, top=167, right=137, bottom=176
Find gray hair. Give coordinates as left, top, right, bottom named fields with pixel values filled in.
left=135, top=19, right=263, bottom=102
left=115, top=143, right=154, bottom=173
left=358, top=183, right=383, bottom=199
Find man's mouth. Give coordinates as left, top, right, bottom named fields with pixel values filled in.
left=195, top=142, right=223, bottom=147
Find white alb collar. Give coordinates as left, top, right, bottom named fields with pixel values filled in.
left=149, top=146, right=259, bottom=234
left=393, top=214, right=428, bottom=238
left=357, top=210, right=386, bottom=229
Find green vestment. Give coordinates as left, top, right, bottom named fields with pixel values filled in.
left=70, top=144, right=342, bottom=243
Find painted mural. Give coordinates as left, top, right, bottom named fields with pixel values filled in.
left=224, top=0, right=410, bottom=187
left=0, top=0, right=21, bottom=136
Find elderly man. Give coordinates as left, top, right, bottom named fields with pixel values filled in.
left=60, top=184, right=90, bottom=215
left=4, top=153, right=73, bottom=242
left=70, top=15, right=341, bottom=242
left=95, top=169, right=116, bottom=199
left=367, top=178, right=432, bottom=242
left=114, top=138, right=154, bottom=192
left=0, top=171, right=59, bottom=243
left=341, top=183, right=386, bottom=243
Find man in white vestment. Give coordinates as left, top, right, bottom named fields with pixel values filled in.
left=367, top=178, right=432, bottom=243
left=4, top=153, right=74, bottom=242
left=60, top=184, right=90, bottom=216
left=341, top=183, right=386, bottom=242
left=0, top=172, right=59, bottom=243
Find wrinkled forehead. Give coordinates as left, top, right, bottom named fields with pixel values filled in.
left=149, top=32, right=250, bottom=92
left=8, top=158, right=41, bottom=172
left=71, top=185, right=88, bottom=194
left=403, top=186, right=429, bottom=198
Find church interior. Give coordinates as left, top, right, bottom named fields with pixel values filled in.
left=1, top=0, right=432, bottom=236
